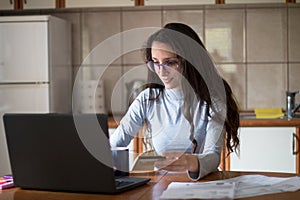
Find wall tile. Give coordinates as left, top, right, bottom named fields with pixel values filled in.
left=247, top=64, right=287, bottom=109
left=72, top=64, right=81, bottom=83
left=289, top=64, right=300, bottom=103
left=31, top=4, right=300, bottom=112
left=205, top=9, right=245, bottom=63
left=100, top=66, right=123, bottom=114
left=288, top=8, right=300, bottom=62
left=247, top=8, right=287, bottom=62
left=122, top=11, right=162, bottom=65
left=216, top=64, right=246, bottom=110
left=81, top=11, right=121, bottom=65
left=163, top=10, right=204, bottom=41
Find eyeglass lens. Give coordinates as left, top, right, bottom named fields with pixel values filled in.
left=146, top=60, right=178, bottom=71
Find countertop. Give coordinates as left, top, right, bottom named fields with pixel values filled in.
left=108, top=112, right=300, bottom=128
left=239, top=112, right=300, bottom=127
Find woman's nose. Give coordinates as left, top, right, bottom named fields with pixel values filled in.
left=158, top=65, right=168, bottom=75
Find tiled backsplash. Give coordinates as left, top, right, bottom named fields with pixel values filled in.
left=4, top=3, right=299, bottom=113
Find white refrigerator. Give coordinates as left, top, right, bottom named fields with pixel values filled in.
left=0, top=15, right=72, bottom=176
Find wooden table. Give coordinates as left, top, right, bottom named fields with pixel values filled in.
left=1, top=171, right=300, bottom=200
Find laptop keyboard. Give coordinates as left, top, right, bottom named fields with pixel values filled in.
left=115, top=180, right=134, bottom=188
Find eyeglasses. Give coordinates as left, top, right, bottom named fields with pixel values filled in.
left=146, top=60, right=179, bottom=72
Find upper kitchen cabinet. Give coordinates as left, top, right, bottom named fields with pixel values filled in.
left=22, top=0, right=56, bottom=9
left=0, top=0, right=57, bottom=10
left=65, top=0, right=134, bottom=8
left=226, top=0, right=286, bottom=3
left=144, top=0, right=215, bottom=6
left=0, top=0, right=14, bottom=10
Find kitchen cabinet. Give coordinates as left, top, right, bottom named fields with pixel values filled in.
left=230, top=127, right=297, bottom=173
left=22, top=0, right=56, bottom=9
left=65, top=0, right=134, bottom=8
left=144, top=0, right=215, bottom=6
left=143, top=0, right=288, bottom=6
left=0, top=0, right=14, bottom=10
left=0, top=0, right=56, bottom=10
left=226, top=0, right=286, bottom=3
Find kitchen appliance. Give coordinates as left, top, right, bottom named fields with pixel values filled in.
left=125, top=80, right=144, bottom=106
left=286, top=91, right=300, bottom=119
left=0, top=15, right=72, bottom=176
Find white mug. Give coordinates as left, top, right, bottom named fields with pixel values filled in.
left=111, top=147, right=129, bottom=176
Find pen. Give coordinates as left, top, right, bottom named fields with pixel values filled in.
left=3, top=175, right=13, bottom=179
left=139, top=155, right=166, bottom=160
left=0, top=178, right=13, bottom=184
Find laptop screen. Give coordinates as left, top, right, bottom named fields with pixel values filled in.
left=3, top=113, right=119, bottom=193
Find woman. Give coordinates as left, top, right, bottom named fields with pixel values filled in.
left=110, top=23, right=239, bottom=180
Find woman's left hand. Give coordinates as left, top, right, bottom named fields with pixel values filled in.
left=154, top=152, right=199, bottom=173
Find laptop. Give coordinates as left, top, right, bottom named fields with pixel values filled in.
left=3, top=113, right=150, bottom=194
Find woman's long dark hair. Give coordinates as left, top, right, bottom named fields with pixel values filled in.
left=142, top=23, right=239, bottom=154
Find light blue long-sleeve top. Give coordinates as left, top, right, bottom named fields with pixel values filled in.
left=109, top=87, right=226, bottom=180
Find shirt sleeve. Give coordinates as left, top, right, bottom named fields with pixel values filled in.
left=188, top=99, right=226, bottom=180
left=109, top=91, right=148, bottom=148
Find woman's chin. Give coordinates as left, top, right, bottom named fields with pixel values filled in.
left=164, top=84, right=177, bottom=89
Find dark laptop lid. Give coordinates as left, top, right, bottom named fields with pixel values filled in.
left=3, top=113, right=121, bottom=193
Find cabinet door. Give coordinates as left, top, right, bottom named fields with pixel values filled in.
left=66, top=0, right=134, bottom=8
left=23, top=0, right=55, bottom=9
left=0, top=0, right=14, bottom=10
left=0, top=21, right=49, bottom=82
left=0, top=84, right=49, bottom=176
left=226, top=0, right=285, bottom=3
left=230, top=127, right=296, bottom=173
left=144, top=0, right=215, bottom=6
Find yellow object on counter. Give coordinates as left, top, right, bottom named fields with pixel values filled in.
left=254, top=108, right=284, bottom=119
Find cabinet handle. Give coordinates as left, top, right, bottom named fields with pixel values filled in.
left=9, top=0, right=13, bottom=5
left=292, top=133, right=299, bottom=155
left=24, top=0, right=27, bottom=4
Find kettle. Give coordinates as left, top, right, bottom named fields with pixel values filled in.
left=286, top=90, right=300, bottom=119
left=126, top=80, right=145, bottom=106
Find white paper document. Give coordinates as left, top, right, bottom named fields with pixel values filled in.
left=225, top=175, right=300, bottom=199
left=160, top=175, right=300, bottom=199
left=160, top=181, right=236, bottom=199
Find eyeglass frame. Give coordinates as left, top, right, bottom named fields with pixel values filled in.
left=146, top=59, right=180, bottom=72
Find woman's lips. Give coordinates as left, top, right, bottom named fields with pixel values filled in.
left=162, top=77, right=173, bottom=84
